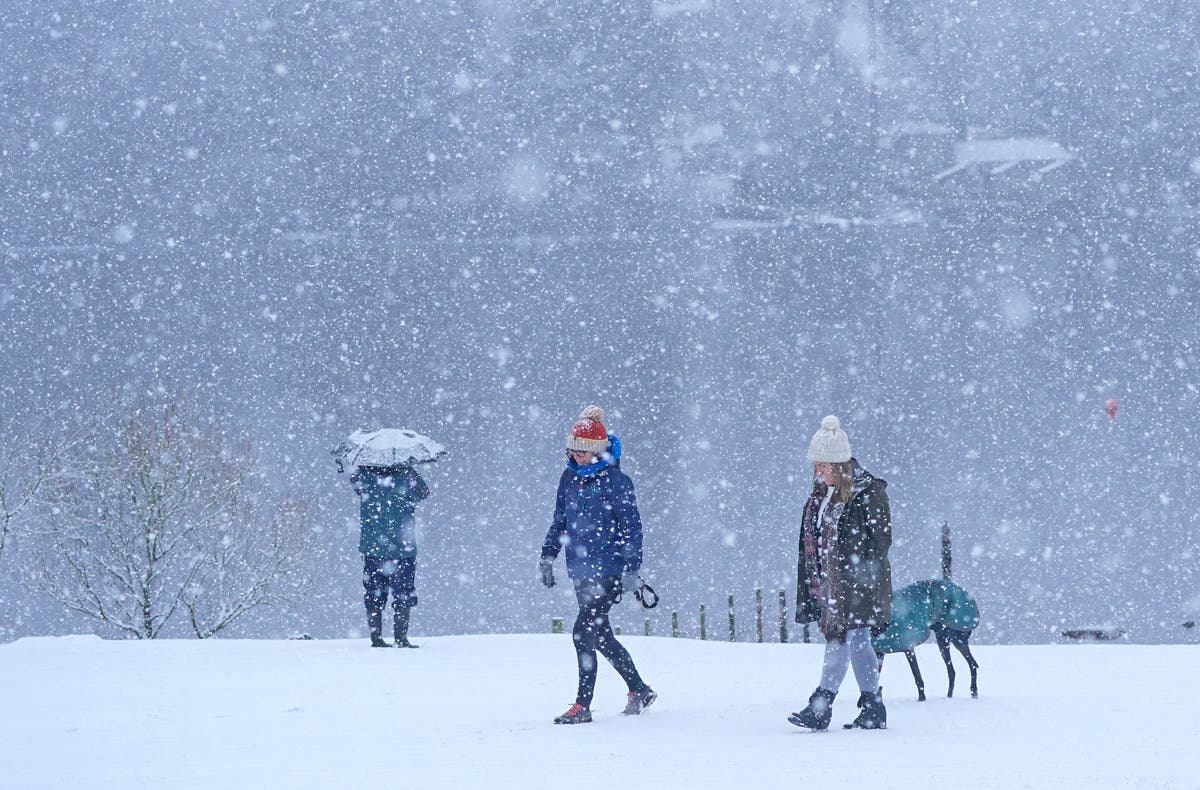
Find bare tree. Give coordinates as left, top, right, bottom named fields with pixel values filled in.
left=181, top=493, right=313, bottom=639
left=0, top=416, right=81, bottom=560
left=28, top=397, right=312, bottom=638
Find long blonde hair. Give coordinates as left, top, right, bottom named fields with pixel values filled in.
left=813, top=461, right=856, bottom=504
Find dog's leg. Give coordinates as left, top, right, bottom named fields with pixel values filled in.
left=934, top=625, right=955, bottom=698
left=950, top=631, right=979, bottom=698
left=903, top=649, right=926, bottom=701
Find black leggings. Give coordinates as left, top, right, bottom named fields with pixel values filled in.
left=572, top=577, right=645, bottom=707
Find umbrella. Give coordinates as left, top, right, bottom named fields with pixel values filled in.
left=332, top=428, right=448, bottom=472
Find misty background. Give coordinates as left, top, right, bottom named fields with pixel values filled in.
left=2, top=0, right=1198, bottom=644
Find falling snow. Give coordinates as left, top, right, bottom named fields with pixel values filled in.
left=1, top=1, right=1198, bottom=653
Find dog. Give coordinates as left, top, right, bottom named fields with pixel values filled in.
left=872, top=579, right=980, bottom=701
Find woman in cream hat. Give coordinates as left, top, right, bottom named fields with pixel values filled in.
left=789, top=415, right=893, bottom=730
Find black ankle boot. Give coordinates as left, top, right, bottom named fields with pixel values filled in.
left=393, top=605, right=418, bottom=648
left=844, top=687, right=887, bottom=729
left=368, top=609, right=388, bottom=647
left=788, top=687, right=837, bottom=730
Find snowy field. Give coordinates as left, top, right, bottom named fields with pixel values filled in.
left=3, top=635, right=1197, bottom=790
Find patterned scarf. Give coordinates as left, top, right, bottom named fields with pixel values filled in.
left=802, top=486, right=848, bottom=640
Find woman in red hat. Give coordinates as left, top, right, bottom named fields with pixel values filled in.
left=539, top=405, right=656, bottom=724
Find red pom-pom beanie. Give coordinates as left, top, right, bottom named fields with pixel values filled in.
left=566, top=405, right=609, bottom=454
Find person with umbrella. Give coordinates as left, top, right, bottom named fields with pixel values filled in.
left=338, top=430, right=443, bottom=648
left=539, top=405, right=656, bottom=724
left=338, top=429, right=446, bottom=648
left=353, top=462, right=429, bottom=647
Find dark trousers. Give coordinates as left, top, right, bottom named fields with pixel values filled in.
left=362, top=556, right=417, bottom=637
left=572, top=576, right=645, bottom=707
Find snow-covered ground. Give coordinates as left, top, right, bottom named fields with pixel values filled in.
left=3, top=635, right=1197, bottom=789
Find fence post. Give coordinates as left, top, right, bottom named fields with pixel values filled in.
left=672, top=611, right=680, bottom=638
left=728, top=594, right=736, bottom=642
left=551, top=617, right=564, bottom=634
left=755, top=588, right=764, bottom=643
left=942, top=521, right=953, bottom=581
left=778, top=589, right=788, bottom=643
left=644, top=618, right=652, bottom=637
left=700, top=604, right=707, bottom=640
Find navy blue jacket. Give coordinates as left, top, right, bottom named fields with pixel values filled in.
left=352, top=465, right=429, bottom=559
left=540, top=437, right=643, bottom=581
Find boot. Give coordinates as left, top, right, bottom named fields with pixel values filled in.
left=393, top=605, right=418, bottom=648
left=553, top=703, right=593, bottom=725
left=788, top=687, right=837, bottom=730
left=368, top=609, right=389, bottom=647
left=622, top=686, right=658, bottom=715
left=843, top=687, right=887, bottom=729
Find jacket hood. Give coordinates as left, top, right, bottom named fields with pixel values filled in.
left=566, top=435, right=622, bottom=478
left=850, top=458, right=882, bottom=495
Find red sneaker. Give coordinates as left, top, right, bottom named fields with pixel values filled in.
left=553, top=703, right=593, bottom=724
left=623, top=687, right=657, bottom=715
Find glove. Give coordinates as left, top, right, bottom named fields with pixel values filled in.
left=539, top=558, right=556, bottom=589
left=621, top=571, right=641, bottom=597
left=796, top=598, right=819, bottom=624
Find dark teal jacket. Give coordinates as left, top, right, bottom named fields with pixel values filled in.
left=352, top=466, right=429, bottom=559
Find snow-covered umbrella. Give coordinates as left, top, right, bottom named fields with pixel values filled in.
left=332, top=428, right=448, bottom=472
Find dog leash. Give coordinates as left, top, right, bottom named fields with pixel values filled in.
left=616, top=576, right=659, bottom=609
left=634, top=581, right=659, bottom=610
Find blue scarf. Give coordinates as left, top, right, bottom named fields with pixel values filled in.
left=566, top=435, right=622, bottom=478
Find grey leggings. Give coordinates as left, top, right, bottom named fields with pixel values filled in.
left=818, top=627, right=880, bottom=695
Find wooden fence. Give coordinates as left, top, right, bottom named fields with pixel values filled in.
left=550, top=587, right=814, bottom=643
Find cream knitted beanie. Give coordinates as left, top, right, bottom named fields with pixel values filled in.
left=806, top=415, right=852, bottom=463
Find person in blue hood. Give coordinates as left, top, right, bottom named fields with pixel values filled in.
left=539, top=405, right=656, bottom=724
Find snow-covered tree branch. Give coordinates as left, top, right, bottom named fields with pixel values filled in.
left=0, top=416, right=81, bottom=561
left=26, top=397, right=313, bottom=639
left=183, top=494, right=314, bottom=639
